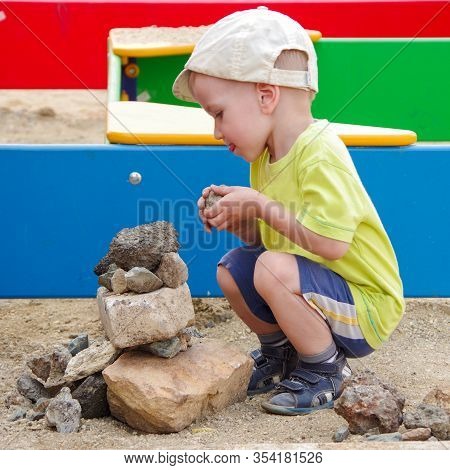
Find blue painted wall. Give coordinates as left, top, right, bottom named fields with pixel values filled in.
left=1, top=144, right=448, bottom=297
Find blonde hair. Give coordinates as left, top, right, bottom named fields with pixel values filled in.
left=274, top=49, right=316, bottom=101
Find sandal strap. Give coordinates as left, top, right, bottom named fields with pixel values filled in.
left=290, top=368, right=321, bottom=384
left=299, top=360, right=340, bottom=376
left=250, top=349, right=267, bottom=367
left=250, top=344, right=294, bottom=368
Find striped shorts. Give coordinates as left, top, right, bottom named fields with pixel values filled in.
left=218, top=246, right=374, bottom=358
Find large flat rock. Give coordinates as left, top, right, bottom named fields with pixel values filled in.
left=103, top=339, right=252, bottom=433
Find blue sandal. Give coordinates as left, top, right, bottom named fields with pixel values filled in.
left=247, top=342, right=298, bottom=396
left=261, top=349, right=351, bottom=415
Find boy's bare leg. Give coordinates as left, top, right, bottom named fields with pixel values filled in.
left=217, top=265, right=281, bottom=335
left=253, top=251, right=334, bottom=356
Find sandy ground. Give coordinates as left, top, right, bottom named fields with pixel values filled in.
left=0, top=296, right=449, bottom=450
left=0, top=89, right=449, bottom=451
left=0, top=90, right=107, bottom=144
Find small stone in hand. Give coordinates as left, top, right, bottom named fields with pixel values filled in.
left=205, top=190, right=222, bottom=211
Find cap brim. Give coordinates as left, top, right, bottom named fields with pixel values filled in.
left=172, top=69, right=197, bottom=103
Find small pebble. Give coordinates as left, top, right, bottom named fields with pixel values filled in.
left=365, top=432, right=402, bottom=442
left=333, top=425, right=350, bottom=442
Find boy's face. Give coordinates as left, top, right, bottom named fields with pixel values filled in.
left=189, top=73, right=271, bottom=162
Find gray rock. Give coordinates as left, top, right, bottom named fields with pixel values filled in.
left=7, top=406, right=27, bottom=422
left=125, top=267, right=163, bottom=293
left=111, top=268, right=128, bottom=294
left=98, top=270, right=114, bottom=291
left=26, top=409, right=45, bottom=421
left=155, top=252, right=188, bottom=288
left=67, top=333, right=89, bottom=356
left=334, top=371, right=405, bottom=434
left=27, top=345, right=72, bottom=388
left=205, top=191, right=222, bottom=210
left=45, top=387, right=81, bottom=433
left=72, top=373, right=109, bottom=419
left=94, top=222, right=179, bottom=275
left=333, top=425, right=350, bottom=442
left=365, top=432, right=402, bottom=442
left=403, top=403, right=449, bottom=440
left=182, top=326, right=204, bottom=339
left=140, top=337, right=182, bottom=358
left=16, top=374, right=50, bottom=402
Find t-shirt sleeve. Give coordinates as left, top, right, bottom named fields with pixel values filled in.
left=296, top=161, right=367, bottom=243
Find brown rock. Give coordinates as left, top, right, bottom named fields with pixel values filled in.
left=334, top=371, right=405, bottom=434
left=27, top=345, right=72, bottom=388
left=401, top=428, right=432, bottom=441
left=422, top=387, right=450, bottom=413
left=103, top=339, right=252, bottom=433
left=4, top=390, right=33, bottom=410
left=111, top=268, right=128, bottom=294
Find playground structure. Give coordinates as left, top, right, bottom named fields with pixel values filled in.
left=1, top=1, right=450, bottom=299
left=108, top=29, right=450, bottom=141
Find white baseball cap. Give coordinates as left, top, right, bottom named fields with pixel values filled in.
left=172, top=6, right=318, bottom=103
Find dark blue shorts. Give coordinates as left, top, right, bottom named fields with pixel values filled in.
left=218, top=246, right=374, bottom=358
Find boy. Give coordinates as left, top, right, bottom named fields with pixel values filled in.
left=172, top=7, right=404, bottom=415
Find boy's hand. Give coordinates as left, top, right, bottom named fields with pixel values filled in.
left=203, top=184, right=267, bottom=232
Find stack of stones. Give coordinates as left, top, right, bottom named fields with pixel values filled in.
left=6, top=333, right=119, bottom=433
left=7, top=219, right=251, bottom=435
left=95, top=222, right=193, bottom=352
left=96, top=221, right=252, bottom=433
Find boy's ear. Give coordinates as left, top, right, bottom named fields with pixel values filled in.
left=256, top=83, right=280, bottom=114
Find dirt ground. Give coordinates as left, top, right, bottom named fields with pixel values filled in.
left=0, top=296, right=449, bottom=450
left=0, top=89, right=449, bottom=450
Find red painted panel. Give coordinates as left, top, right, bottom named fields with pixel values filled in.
left=1, top=1, right=449, bottom=88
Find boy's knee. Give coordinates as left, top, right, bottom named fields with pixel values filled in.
left=216, top=264, right=238, bottom=294
left=254, top=251, right=299, bottom=298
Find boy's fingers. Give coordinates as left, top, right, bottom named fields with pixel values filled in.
left=207, top=213, right=225, bottom=228
left=210, top=184, right=239, bottom=196
left=210, top=184, right=230, bottom=196
left=198, top=197, right=205, bottom=210
left=204, top=198, right=224, bottom=218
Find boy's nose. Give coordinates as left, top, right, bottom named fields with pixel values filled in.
left=214, top=125, right=223, bottom=141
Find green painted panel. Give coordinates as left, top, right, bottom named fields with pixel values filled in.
left=313, top=39, right=450, bottom=141
left=136, top=55, right=198, bottom=108
left=118, top=39, right=450, bottom=140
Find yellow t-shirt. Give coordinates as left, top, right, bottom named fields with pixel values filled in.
left=250, top=119, right=405, bottom=349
